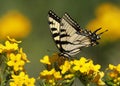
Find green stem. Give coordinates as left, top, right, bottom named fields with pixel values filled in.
left=0, top=70, right=5, bottom=86
left=0, top=60, right=9, bottom=86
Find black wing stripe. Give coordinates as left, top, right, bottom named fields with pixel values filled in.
left=60, top=34, right=69, bottom=38
left=60, top=29, right=66, bottom=32
left=52, top=33, right=59, bottom=37
left=55, top=40, right=60, bottom=44
left=60, top=41, right=74, bottom=44
left=51, top=27, right=57, bottom=31
left=48, top=21, right=53, bottom=25
left=48, top=10, right=61, bottom=23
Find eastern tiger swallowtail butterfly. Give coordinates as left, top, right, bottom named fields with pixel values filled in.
left=48, top=10, right=107, bottom=58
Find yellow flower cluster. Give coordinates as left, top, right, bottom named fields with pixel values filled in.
left=72, top=57, right=100, bottom=74
left=0, top=36, right=29, bottom=72
left=1, top=36, right=120, bottom=86
left=0, top=10, right=31, bottom=39
left=86, top=3, right=120, bottom=42
left=106, top=64, right=120, bottom=86
left=10, top=72, right=35, bottom=86
left=40, top=68, right=62, bottom=86
left=0, top=37, right=35, bottom=86
left=0, top=39, right=19, bottom=53
left=39, top=54, right=105, bottom=86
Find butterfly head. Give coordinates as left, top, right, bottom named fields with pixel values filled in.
left=90, top=28, right=108, bottom=46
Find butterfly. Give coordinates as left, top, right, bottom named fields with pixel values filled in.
left=48, top=10, right=107, bottom=58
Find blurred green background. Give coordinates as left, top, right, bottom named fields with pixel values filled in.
left=0, top=0, right=120, bottom=80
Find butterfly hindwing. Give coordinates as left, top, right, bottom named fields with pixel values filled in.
left=60, top=13, right=92, bottom=57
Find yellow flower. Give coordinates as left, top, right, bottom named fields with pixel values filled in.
left=64, top=74, right=74, bottom=79
left=19, top=48, right=30, bottom=62
left=4, top=41, right=18, bottom=51
left=93, top=64, right=101, bottom=72
left=7, top=36, right=21, bottom=43
left=72, top=57, right=102, bottom=85
left=0, top=40, right=19, bottom=53
left=78, top=60, right=100, bottom=74
left=0, top=44, right=5, bottom=53
left=0, top=37, right=22, bottom=53
left=7, top=53, right=25, bottom=71
left=10, top=72, right=35, bottom=86
left=46, top=68, right=55, bottom=75
left=40, top=55, right=51, bottom=65
left=73, top=57, right=87, bottom=66
left=54, top=71, right=62, bottom=79
left=60, top=61, right=71, bottom=74
left=86, top=3, right=120, bottom=42
left=72, top=57, right=87, bottom=71
left=108, top=64, right=120, bottom=73
left=79, top=63, right=89, bottom=73
left=87, top=60, right=101, bottom=73
left=108, top=64, right=120, bottom=78
left=40, top=70, right=49, bottom=76
left=24, top=76, right=35, bottom=86
left=93, top=72, right=105, bottom=86
left=109, top=64, right=115, bottom=70
left=106, top=64, right=120, bottom=85
left=40, top=68, right=61, bottom=85
left=0, top=10, right=31, bottom=39
left=116, top=64, right=120, bottom=73
left=49, top=79, right=56, bottom=86
left=40, top=68, right=55, bottom=76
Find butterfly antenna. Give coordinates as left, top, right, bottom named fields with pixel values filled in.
left=98, top=29, right=108, bottom=35
left=93, top=27, right=102, bottom=34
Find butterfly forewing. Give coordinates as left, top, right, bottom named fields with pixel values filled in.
left=48, top=10, right=61, bottom=48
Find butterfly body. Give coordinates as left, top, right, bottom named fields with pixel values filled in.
left=48, top=10, right=107, bottom=58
